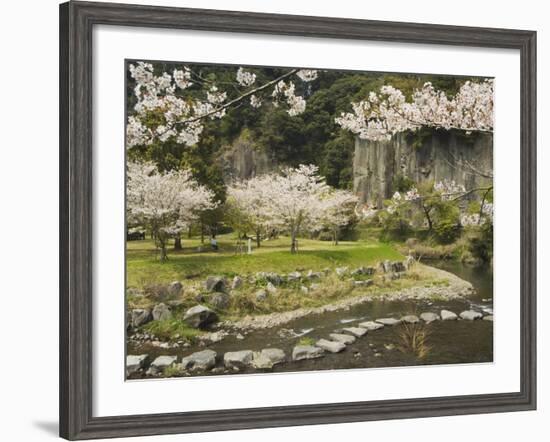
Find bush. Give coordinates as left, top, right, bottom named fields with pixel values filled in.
left=467, top=221, right=493, bottom=263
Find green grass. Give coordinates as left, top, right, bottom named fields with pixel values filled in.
left=126, top=233, right=403, bottom=288
left=297, top=336, right=316, bottom=346
left=142, top=318, right=202, bottom=342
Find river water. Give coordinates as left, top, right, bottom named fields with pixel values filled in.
left=128, top=260, right=493, bottom=377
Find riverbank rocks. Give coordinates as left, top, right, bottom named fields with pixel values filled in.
left=181, top=349, right=217, bottom=371
left=231, top=276, right=243, bottom=290
left=252, top=348, right=286, bottom=369
left=205, top=276, right=226, bottom=293
left=483, top=315, right=494, bottom=321
left=300, top=286, right=309, bottom=294
left=316, top=339, right=346, bottom=353
left=183, top=305, right=218, bottom=328
left=342, top=327, right=368, bottom=337
left=131, top=308, right=152, bottom=327
left=420, top=312, right=440, bottom=323
left=167, top=281, right=183, bottom=297
left=400, top=315, right=420, bottom=324
left=329, top=333, right=356, bottom=345
left=391, top=261, right=406, bottom=272
left=126, top=354, right=148, bottom=376
left=441, top=310, right=458, bottom=321
left=404, top=255, right=416, bottom=270
left=460, top=310, right=483, bottom=320
left=335, top=267, right=349, bottom=277
left=210, top=293, right=230, bottom=310
left=255, top=289, right=268, bottom=302
left=353, top=280, right=374, bottom=287
left=152, top=303, right=172, bottom=321
left=292, top=345, right=324, bottom=361
left=266, top=282, right=278, bottom=294
left=376, top=318, right=401, bottom=326
left=379, top=260, right=392, bottom=273
left=287, top=271, right=302, bottom=282
left=224, top=350, right=254, bottom=369
left=359, top=321, right=384, bottom=331
left=148, top=355, right=177, bottom=375
left=257, top=272, right=283, bottom=286
left=306, top=270, right=323, bottom=280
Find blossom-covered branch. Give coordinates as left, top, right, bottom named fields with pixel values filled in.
left=336, top=80, right=494, bottom=141
left=126, top=62, right=318, bottom=149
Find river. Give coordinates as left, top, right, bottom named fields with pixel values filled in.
left=128, top=260, right=493, bottom=377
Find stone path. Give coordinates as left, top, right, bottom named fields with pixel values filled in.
left=127, top=308, right=491, bottom=378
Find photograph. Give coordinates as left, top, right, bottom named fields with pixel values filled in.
left=125, top=60, right=495, bottom=379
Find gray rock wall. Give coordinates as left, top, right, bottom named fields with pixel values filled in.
left=216, top=133, right=276, bottom=182
left=353, top=131, right=493, bottom=207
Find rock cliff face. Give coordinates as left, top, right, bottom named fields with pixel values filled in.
left=353, top=131, right=493, bottom=207
left=216, top=133, right=276, bottom=182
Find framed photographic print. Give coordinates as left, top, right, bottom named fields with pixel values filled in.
left=59, top=1, right=536, bottom=439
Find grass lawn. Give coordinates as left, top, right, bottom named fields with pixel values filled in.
left=126, top=233, right=403, bottom=288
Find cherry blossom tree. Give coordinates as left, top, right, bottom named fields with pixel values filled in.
left=335, top=80, right=494, bottom=141
left=226, top=177, right=280, bottom=248
left=259, top=165, right=331, bottom=253
left=126, top=62, right=318, bottom=150
left=317, top=189, right=359, bottom=245
left=127, top=161, right=218, bottom=261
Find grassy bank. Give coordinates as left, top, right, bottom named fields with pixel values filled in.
left=126, top=234, right=403, bottom=288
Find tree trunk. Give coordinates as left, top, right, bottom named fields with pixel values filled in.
left=256, top=229, right=261, bottom=248
left=290, top=229, right=297, bottom=253
left=159, top=241, right=168, bottom=262
left=333, top=228, right=339, bottom=245
left=174, top=236, right=182, bottom=250
left=200, top=222, right=205, bottom=244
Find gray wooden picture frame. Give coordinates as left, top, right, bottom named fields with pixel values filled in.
left=59, top=1, right=537, bottom=439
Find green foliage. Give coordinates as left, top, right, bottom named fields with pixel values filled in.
left=393, top=174, right=415, bottom=192
left=297, top=337, right=316, bottom=346
left=142, top=319, right=202, bottom=342
left=431, top=200, right=461, bottom=244
left=467, top=221, right=493, bottom=263
left=378, top=209, right=413, bottom=241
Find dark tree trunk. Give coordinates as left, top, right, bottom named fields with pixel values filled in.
left=174, top=237, right=182, bottom=250
left=256, top=230, right=261, bottom=248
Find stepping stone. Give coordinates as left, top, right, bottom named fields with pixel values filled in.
left=460, top=310, right=483, bottom=320
left=483, top=315, right=494, bottom=321
left=441, top=310, right=458, bottom=321
left=329, top=333, right=356, bottom=344
left=252, top=348, right=286, bottom=369
left=151, top=355, right=177, bottom=369
left=224, top=350, right=254, bottom=369
left=400, top=315, right=420, bottom=324
left=341, top=327, right=368, bottom=337
left=376, top=318, right=401, bottom=326
left=316, top=339, right=346, bottom=353
left=292, top=345, right=324, bottom=361
left=420, top=312, right=440, bottom=323
left=359, top=321, right=384, bottom=331
left=126, top=354, right=148, bottom=376
left=180, top=349, right=217, bottom=371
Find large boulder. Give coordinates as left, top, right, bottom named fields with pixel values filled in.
left=256, top=272, right=283, bottom=286
left=329, top=333, right=356, bottom=345
left=358, top=321, right=384, bottom=331
left=126, top=354, right=149, bottom=376
left=210, top=293, right=230, bottom=310
left=224, top=350, right=254, bottom=369
left=167, top=281, right=183, bottom=297
left=420, top=312, right=440, bottom=323
left=152, top=303, right=172, bottom=321
left=252, top=348, right=286, bottom=369
left=441, top=310, right=458, bottom=321
left=180, top=349, right=217, bottom=371
left=292, top=345, right=324, bottom=361
left=131, top=308, right=152, bottom=327
left=316, top=339, right=346, bottom=353
left=147, top=355, right=177, bottom=375
left=460, top=310, right=483, bottom=321
left=183, top=305, right=218, bottom=328
left=306, top=270, right=323, bottom=280
left=204, top=276, right=226, bottom=293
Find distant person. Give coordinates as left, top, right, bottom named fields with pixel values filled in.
left=210, top=236, right=219, bottom=251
